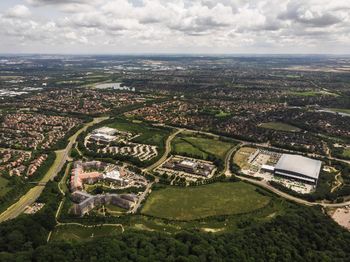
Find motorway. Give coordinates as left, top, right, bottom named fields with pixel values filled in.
left=0, top=117, right=108, bottom=223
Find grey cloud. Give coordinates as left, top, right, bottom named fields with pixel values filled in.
left=26, top=0, right=90, bottom=6
left=279, top=1, right=344, bottom=27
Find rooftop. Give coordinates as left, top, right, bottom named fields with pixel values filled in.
left=93, top=127, right=117, bottom=135
left=179, top=160, right=197, bottom=168
left=275, top=154, right=322, bottom=180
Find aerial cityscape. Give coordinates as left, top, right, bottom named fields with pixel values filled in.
left=0, top=0, right=350, bottom=261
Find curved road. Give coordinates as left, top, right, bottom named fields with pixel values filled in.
left=0, top=117, right=108, bottom=223
left=142, top=128, right=183, bottom=173
left=235, top=174, right=350, bottom=208
left=223, top=144, right=241, bottom=176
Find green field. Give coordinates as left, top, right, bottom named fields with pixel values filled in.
left=108, top=118, right=171, bottom=147
left=105, top=204, right=126, bottom=214
left=342, top=148, right=350, bottom=158
left=172, top=133, right=235, bottom=160
left=0, top=176, right=10, bottom=197
left=51, top=225, right=123, bottom=242
left=215, top=110, right=231, bottom=118
left=259, top=122, right=301, bottom=132
left=141, top=182, right=271, bottom=220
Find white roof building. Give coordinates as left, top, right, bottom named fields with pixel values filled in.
left=90, top=133, right=116, bottom=142
left=274, top=154, right=322, bottom=184
left=93, top=127, right=117, bottom=136
left=104, top=170, right=121, bottom=181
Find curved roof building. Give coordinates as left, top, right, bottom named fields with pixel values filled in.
left=274, top=154, right=322, bottom=185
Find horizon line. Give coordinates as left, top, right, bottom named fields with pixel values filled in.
left=1, top=52, right=350, bottom=57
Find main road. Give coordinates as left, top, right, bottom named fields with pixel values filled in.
left=0, top=117, right=108, bottom=223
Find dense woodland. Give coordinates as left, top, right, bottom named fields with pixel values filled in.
left=0, top=191, right=349, bottom=262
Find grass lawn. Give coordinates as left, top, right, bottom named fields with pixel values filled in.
left=108, top=118, right=171, bottom=147
left=259, top=122, right=301, bottom=132
left=342, top=148, right=350, bottom=158
left=172, top=133, right=235, bottom=160
left=51, top=224, right=123, bottom=242
left=105, top=204, right=126, bottom=214
left=215, top=110, right=231, bottom=118
left=141, top=182, right=271, bottom=220
left=0, top=176, right=10, bottom=197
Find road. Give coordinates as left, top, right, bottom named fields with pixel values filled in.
left=0, top=117, right=108, bottom=223
left=223, top=144, right=241, bottom=176
left=129, top=181, right=155, bottom=214
left=142, top=128, right=183, bottom=173
left=235, top=174, right=350, bottom=208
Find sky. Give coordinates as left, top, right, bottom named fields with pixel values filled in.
left=0, top=0, right=350, bottom=54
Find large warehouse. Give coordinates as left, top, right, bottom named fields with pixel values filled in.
left=274, top=154, right=322, bottom=185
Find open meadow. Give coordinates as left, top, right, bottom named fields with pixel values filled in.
left=51, top=224, right=123, bottom=242
left=108, top=118, right=171, bottom=148
left=141, top=182, right=271, bottom=220
left=171, top=132, right=236, bottom=160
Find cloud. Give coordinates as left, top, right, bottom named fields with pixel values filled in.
left=1, top=0, right=350, bottom=53
left=26, top=0, right=89, bottom=6
left=5, top=5, right=31, bottom=18
left=279, top=0, right=349, bottom=27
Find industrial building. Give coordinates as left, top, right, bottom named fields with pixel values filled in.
left=274, top=154, right=322, bottom=185
left=162, top=156, right=216, bottom=177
